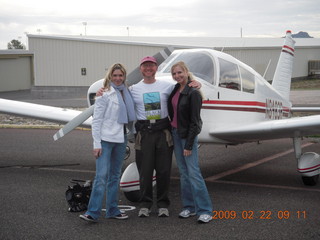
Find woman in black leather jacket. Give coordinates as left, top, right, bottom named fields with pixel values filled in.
left=168, top=61, right=213, bottom=223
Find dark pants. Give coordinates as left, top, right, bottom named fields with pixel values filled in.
left=136, top=129, right=173, bottom=209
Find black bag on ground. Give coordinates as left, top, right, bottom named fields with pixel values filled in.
left=65, top=179, right=92, bottom=212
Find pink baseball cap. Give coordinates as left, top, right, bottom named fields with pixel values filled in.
left=140, top=56, right=157, bottom=65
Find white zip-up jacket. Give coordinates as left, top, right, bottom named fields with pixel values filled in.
left=92, top=87, right=125, bottom=149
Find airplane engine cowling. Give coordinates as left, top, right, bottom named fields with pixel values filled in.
left=120, top=162, right=140, bottom=192
left=120, top=162, right=156, bottom=192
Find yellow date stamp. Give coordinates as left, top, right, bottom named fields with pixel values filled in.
left=212, top=210, right=307, bottom=220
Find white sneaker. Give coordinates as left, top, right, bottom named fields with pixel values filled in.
left=158, top=208, right=169, bottom=217
left=138, top=208, right=151, bottom=217
left=197, top=214, right=212, bottom=223
left=179, top=209, right=196, bottom=218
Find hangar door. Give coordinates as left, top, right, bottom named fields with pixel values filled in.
left=0, top=54, right=33, bottom=92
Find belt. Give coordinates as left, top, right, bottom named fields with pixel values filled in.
left=137, top=118, right=165, bottom=124
left=135, top=118, right=170, bottom=132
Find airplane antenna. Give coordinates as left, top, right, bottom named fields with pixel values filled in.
left=263, top=59, right=272, bottom=78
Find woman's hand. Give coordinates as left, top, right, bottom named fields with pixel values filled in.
left=93, top=148, right=102, bottom=159
left=183, top=149, right=192, bottom=157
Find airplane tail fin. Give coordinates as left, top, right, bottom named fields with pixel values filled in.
left=272, top=30, right=296, bottom=100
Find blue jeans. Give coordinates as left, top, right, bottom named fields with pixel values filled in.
left=85, top=139, right=127, bottom=219
left=172, top=128, right=213, bottom=216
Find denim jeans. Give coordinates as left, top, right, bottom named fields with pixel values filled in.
left=172, top=128, right=213, bottom=216
left=85, top=139, right=127, bottom=219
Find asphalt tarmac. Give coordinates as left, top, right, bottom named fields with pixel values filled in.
left=0, top=90, right=320, bottom=239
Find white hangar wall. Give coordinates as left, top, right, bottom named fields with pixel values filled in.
left=28, top=35, right=320, bottom=88
left=29, top=35, right=165, bottom=87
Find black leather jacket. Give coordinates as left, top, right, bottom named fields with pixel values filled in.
left=168, top=81, right=203, bottom=150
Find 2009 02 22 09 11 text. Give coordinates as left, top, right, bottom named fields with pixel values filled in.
left=211, top=210, right=307, bottom=220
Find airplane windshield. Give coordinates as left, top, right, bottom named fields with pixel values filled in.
left=159, top=51, right=215, bottom=84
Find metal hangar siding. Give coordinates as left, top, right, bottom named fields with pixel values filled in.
left=28, top=34, right=320, bottom=87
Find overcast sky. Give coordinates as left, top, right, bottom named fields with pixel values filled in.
left=0, top=0, right=319, bottom=49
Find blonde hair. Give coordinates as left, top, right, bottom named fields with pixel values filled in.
left=103, top=63, right=127, bottom=89
left=170, top=61, right=194, bottom=81
left=171, top=61, right=204, bottom=100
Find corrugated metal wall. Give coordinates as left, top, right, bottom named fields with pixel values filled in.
left=29, top=36, right=320, bottom=87
left=29, top=37, right=163, bottom=87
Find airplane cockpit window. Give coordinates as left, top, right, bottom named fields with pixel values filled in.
left=159, top=51, right=215, bottom=84
left=240, top=66, right=255, bottom=94
left=218, top=58, right=241, bottom=91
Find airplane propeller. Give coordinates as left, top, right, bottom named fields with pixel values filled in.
left=53, top=105, right=94, bottom=141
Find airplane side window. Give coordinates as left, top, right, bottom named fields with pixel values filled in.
left=218, top=58, right=241, bottom=91
left=240, top=66, right=255, bottom=94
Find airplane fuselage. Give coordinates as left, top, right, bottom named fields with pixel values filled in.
left=155, top=48, right=292, bottom=144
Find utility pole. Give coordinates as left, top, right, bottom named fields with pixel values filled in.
left=83, top=22, right=87, bottom=36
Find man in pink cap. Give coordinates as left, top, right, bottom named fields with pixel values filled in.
left=130, top=56, right=201, bottom=218
left=130, top=56, right=174, bottom=217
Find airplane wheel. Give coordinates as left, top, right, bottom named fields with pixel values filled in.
left=302, top=175, right=319, bottom=186
left=124, top=146, right=130, bottom=160
left=124, top=190, right=140, bottom=202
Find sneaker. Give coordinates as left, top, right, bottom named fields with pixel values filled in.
left=179, top=209, right=196, bottom=218
left=197, top=214, right=212, bottom=223
left=111, top=213, right=128, bottom=220
left=158, top=208, right=169, bottom=217
left=79, top=214, right=97, bottom=222
left=138, top=208, right=151, bottom=217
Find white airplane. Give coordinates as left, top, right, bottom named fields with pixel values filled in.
left=1, top=31, right=320, bottom=202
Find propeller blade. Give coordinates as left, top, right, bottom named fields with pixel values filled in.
left=126, top=46, right=174, bottom=86
left=53, top=105, right=94, bottom=141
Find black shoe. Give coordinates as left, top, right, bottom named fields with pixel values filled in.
left=79, top=214, right=97, bottom=222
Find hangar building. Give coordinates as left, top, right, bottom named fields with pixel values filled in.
left=1, top=34, right=319, bottom=94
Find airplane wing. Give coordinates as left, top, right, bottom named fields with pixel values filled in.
left=210, top=115, right=320, bottom=143
left=0, top=98, right=92, bottom=127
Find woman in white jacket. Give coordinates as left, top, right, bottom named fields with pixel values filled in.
left=80, top=63, right=136, bottom=222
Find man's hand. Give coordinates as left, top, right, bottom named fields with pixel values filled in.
left=189, top=79, right=202, bottom=89
left=96, top=87, right=105, bottom=97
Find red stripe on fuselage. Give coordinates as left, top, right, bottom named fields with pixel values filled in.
left=202, top=100, right=290, bottom=114
left=202, top=100, right=266, bottom=107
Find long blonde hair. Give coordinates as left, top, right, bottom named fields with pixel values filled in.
left=103, top=63, right=127, bottom=89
